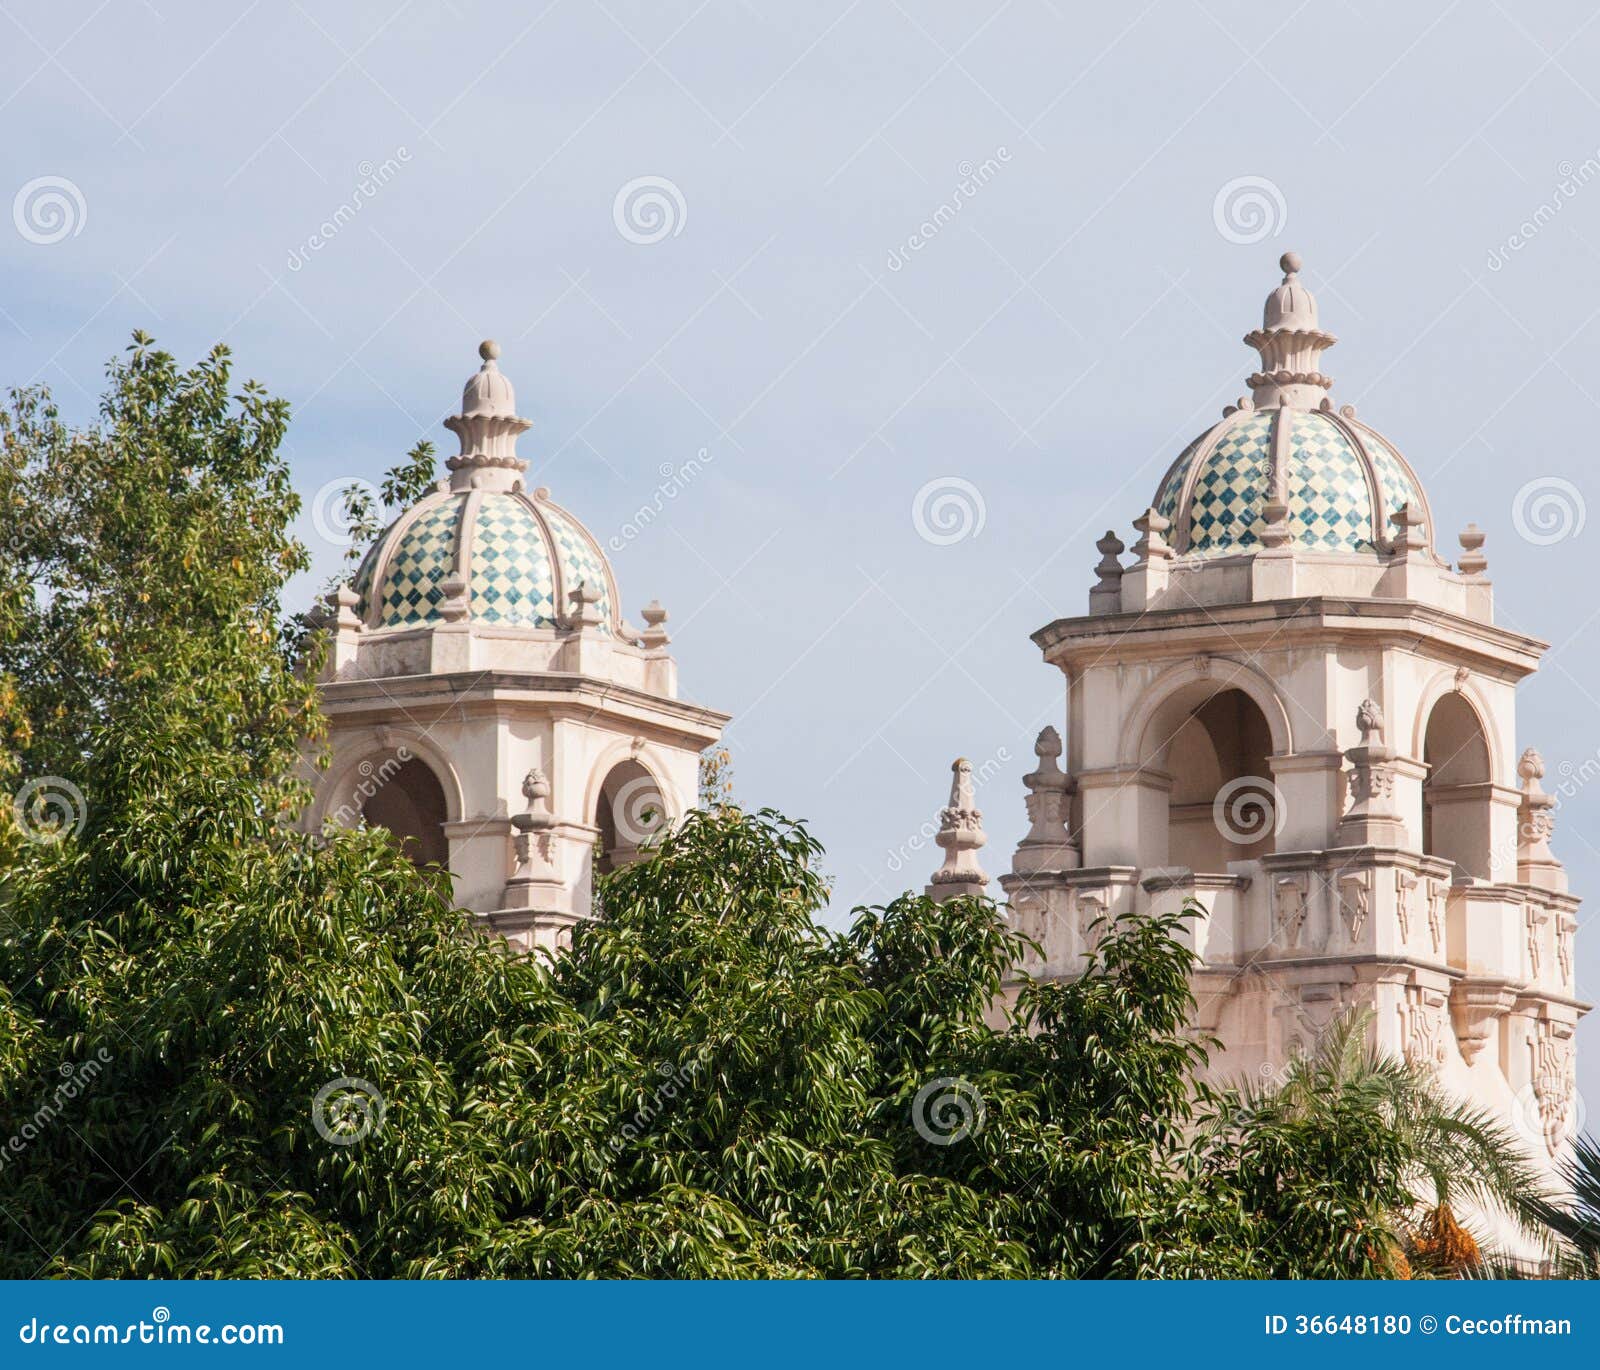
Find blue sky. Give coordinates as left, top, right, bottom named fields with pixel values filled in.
left=4, top=0, right=1600, bottom=1106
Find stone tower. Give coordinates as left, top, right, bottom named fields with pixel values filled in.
left=306, top=342, right=728, bottom=953
left=999, top=253, right=1583, bottom=1185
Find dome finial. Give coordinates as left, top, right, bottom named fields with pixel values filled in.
left=443, top=335, right=532, bottom=491
left=1244, top=250, right=1336, bottom=408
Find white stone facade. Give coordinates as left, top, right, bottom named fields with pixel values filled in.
left=305, top=342, right=728, bottom=955
left=963, top=253, right=1588, bottom=1197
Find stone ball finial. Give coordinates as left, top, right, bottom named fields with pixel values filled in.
left=521, top=766, right=550, bottom=805
left=479, top=339, right=501, bottom=363
left=1279, top=250, right=1303, bottom=277
left=1034, top=726, right=1062, bottom=760
left=1356, top=697, right=1384, bottom=744
left=1518, top=747, right=1545, bottom=783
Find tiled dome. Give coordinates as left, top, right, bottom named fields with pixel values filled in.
left=1151, top=405, right=1429, bottom=558
left=353, top=488, right=618, bottom=632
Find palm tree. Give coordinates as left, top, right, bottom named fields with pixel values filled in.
left=1201, top=1010, right=1548, bottom=1278
left=1522, top=1135, right=1600, bottom=1277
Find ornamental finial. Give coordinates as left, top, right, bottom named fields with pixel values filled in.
left=927, top=758, right=988, bottom=901
left=1244, top=250, right=1336, bottom=409
left=443, top=337, right=532, bottom=492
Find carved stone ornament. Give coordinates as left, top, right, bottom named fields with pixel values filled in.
left=1531, top=1022, right=1577, bottom=1155
left=1076, top=889, right=1109, bottom=943
left=1394, top=868, right=1417, bottom=943
left=1338, top=870, right=1370, bottom=940
left=1273, top=874, right=1309, bottom=949
left=1404, top=985, right=1447, bottom=1071
left=927, top=758, right=989, bottom=898
left=1426, top=879, right=1446, bottom=956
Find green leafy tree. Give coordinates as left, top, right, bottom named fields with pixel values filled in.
left=0, top=339, right=1555, bottom=1279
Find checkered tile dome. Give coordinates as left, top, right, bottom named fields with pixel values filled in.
left=353, top=488, right=618, bottom=633
left=1151, top=406, right=1429, bottom=558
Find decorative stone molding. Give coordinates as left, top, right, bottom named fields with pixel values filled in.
left=567, top=581, right=604, bottom=629
left=1389, top=502, right=1427, bottom=554
left=1403, top=983, right=1448, bottom=1071
left=1131, top=507, right=1173, bottom=563
left=499, top=768, right=569, bottom=911
left=1394, top=867, right=1418, bottom=943
left=1457, top=523, right=1488, bottom=576
left=1426, top=878, right=1446, bottom=957
left=1012, top=727, right=1079, bottom=874
left=1517, top=748, right=1565, bottom=891
left=320, top=583, right=364, bottom=677
left=1450, top=979, right=1518, bottom=1066
left=1243, top=253, right=1337, bottom=408
left=1089, top=530, right=1126, bottom=614
left=1337, top=700, right=1405, bottom=846
left=1272, top=873, right=1309, bottom=950
left=1524, top=902, right=1549, bottom=982
left=1259, top=496, right=1292, bottom=549
left=1531, top=1020, right=1577, bottom=1155
left=1338, top=869, right=1370, bottom=941
left=442, top=341, right=534, bottom=494
left=927, top=758, right=989, bottom=902
left=1075, top=887, right=1109, bottom=944
left=639, top=600, right=671, bottom=650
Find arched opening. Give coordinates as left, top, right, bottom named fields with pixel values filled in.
left=360, top=756, right=450, bottom=869
left=1422, top=693, right=1492, bottom=880
left=1159, top=687, right=1278, bottom=871
left=594, top=760, right=667, bottom=874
